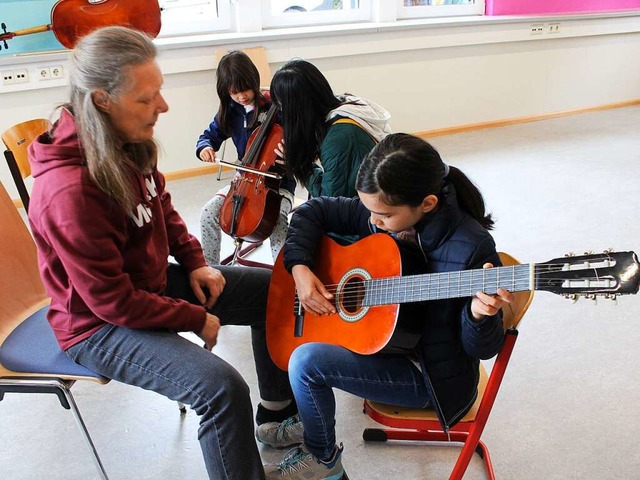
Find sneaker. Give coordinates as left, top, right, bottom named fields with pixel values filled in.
left=256, top=414, right=304, bottom=448
left=264, top=444, right=347, bottom=480
left=256, top=400, right=298, bottom=425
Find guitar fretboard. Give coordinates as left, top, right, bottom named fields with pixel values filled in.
left=364, top=264, right=533, bottom=306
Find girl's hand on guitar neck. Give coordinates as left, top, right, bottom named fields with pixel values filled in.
left=470, top=263, right=515, bottom=322
left=292, top=265, right=336, bottom=316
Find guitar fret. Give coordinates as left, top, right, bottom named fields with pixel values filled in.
left=366, top=264, right=533, bottom=306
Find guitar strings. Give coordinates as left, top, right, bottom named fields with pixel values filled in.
left=299, top=262, right=602, bottom=304
left=303, top=261, right=602, bottom=293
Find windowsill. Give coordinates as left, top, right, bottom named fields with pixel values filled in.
left=154, top=9, right=640, bottom=51
left=0, top=9, right=638, bottom=90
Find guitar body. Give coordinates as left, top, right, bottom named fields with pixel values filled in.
left=266, top=234, right=426, bottom=371
left=51, top=0, right=162, bottom=48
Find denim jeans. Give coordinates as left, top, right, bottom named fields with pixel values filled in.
left=67, top=264, right=290, bottom=480
left=288, top=343, right=431, bottom=461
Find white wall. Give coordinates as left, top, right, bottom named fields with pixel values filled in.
left=1, top=14, right=639, bottom=199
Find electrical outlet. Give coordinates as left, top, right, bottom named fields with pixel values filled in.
left=2, top=70, right=14, bottom=85
left=530, top=24, right=544, bottom=35
left=38, top=67, right=51, bottom=80
left=50, top=65, right=64, bottom=79
left=548, top=23, right=560, bottom=34
left=14, top=69, right=29, bottom=83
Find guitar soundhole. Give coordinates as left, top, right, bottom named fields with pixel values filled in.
left=341, top=276, right=365, bottom=315
left=336, top=268, right=371, bottom=323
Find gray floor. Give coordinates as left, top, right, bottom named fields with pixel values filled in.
left=2, top=106, right=640, bottom=479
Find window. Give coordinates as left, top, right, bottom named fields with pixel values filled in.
left=397, top=0, right=485, bottom=19
left=263, top=0, right=371, bottom=28
left=158, top=0, right=231, bottom=37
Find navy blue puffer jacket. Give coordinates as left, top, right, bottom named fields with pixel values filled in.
left=283, top=186, right=505, bottom=430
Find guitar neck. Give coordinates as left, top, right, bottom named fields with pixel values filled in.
left=364, top=264, right=533, bottom=305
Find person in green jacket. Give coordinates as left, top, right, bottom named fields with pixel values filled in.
left=270, top=59, right=392, bottom=198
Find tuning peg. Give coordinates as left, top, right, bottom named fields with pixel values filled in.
left=584, top=250, right=594, bottom=255
left=0, top=23, right=8, bottom=51
left=564, top=252, right=575, bottom=257
left=603, top=248, right=614, bottom=254
left=604, top=293, right=618, bottom=303
left=586, top=293, right=598, bottom=303
left=563, top=293, right=579, bottom=303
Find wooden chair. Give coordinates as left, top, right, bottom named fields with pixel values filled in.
left=363, top=252, right=534, bottom=480
left=0, top=180, right=110, bottom=479
left=2, top=118, right=51, bottom=212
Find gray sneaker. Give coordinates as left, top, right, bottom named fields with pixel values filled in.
left=263, top=444, right=347, bottom=480
left=256, top=414, right=304, bottom=448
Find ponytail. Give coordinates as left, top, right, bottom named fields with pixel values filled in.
left=446, top=166, right=494, bottom=230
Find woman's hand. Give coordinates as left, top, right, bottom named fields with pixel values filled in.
left=198, top=313, right=220, bottom=350
left=190, top=266, right=226, bottom=309
left=470, top=263, right=514, bottom=321
left=291, top=265, right=335, bottom=316
left=199, top=146, right=216, bottom=163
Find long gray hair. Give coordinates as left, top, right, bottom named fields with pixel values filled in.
left=67, top=26, right=158, bottom=211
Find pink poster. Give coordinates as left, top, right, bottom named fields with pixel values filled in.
left=485, top=0, right=640, bottom=15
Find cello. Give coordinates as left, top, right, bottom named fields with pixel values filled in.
left=0, top=0, right=161, bottom=50
left=219, top=104, right=286, bottom=244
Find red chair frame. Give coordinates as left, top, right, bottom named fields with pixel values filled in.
left=220, top=239, right=271, bottom=269
left=363, top=252, right=533, bottom=480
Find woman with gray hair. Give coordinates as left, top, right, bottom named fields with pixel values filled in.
left=27, top=26, right=287, bottom=479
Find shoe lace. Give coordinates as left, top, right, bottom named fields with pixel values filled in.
left=276, top=446, right=310, bottom=474
left=276, top=414, right=299, bottom=441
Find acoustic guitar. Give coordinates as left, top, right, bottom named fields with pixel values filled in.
left=266, top=233, right=640, bottom=371
left=0, top=0, right=161, bottom=51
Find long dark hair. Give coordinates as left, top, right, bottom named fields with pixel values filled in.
left=216, top=50, right=266, bottom=135
left=356, top=133, right=494, bottom=230
left=270, top=59, right=341, bottom=184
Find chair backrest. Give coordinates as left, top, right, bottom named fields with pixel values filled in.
left=497, top=252, right=534, bottom=330
left=2, top=118, right=50, bottom=180
left=215, top=46, right=272, bottom=88
left=0, top=180, right=49, bottom=348
left=2, top=118, right=51, bottom=212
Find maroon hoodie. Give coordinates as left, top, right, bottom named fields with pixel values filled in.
left=28, top=109, right=207, bottom=349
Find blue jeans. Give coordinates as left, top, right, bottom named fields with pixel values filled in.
left=288, top=343, right=431, bottom=461
left=67, top=264, right=290, bottom=480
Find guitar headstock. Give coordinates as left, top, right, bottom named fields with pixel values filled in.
left=535, top=250, right=640, bottom=300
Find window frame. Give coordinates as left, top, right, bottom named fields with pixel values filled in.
left=157, top=0, right=231, bottom=37
left=396, top=0, right=485, bottom=20
left=262, top=1, right=372, bottom=29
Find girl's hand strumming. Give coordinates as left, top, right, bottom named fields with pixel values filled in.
left=291, top=265, right=336, bottom=316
